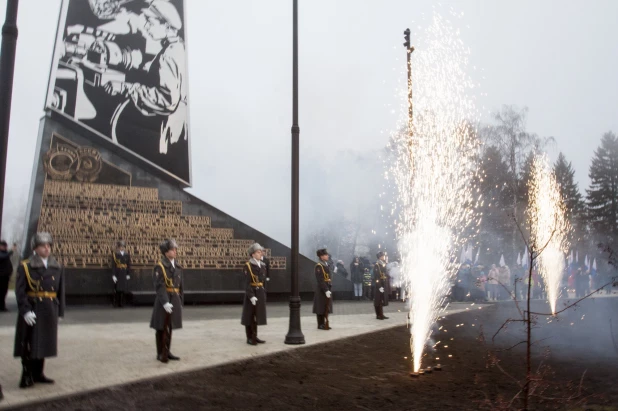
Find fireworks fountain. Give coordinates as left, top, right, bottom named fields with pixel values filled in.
left=528, top=154, right=571, bottom=315
left=388, top=13, right=481, bottom=373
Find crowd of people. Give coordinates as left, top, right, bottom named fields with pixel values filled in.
left=320, top=253, right=404, bottom=303
left=451, top=259, right=616, bottom=303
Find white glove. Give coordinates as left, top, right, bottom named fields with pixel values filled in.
left=112, top=275, right=117, bottom=283
left=379, top=287, right=385, bottom=293
left=334, top=267, right=338, bottom=273
left=24, top=311, right=37, bottom=326
left=126, top=275, right=130, bottom=280
left=266, top=277, right=270, bottom=282
left=325, top=290, right=332, bottom=298
left=250, top=296, right=258, bottom=306
left=163, top=302, right=173, bottom=314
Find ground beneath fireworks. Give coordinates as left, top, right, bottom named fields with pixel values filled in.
left=14, top=296, right=618, bottom=411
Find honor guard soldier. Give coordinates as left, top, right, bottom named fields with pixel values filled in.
left=374, top=251, right=390, bottom=320
left=150, top=239, right=183, bottom=362
left=111, top=240, right=132, bottom=307
left=13, top=232, right=65, bottom=388
left=242, top=243, right=268, bottom=345
left=313, top=248, right=333, bottom=330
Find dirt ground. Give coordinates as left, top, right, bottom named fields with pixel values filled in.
left=9, top=297, right=618, bottom=411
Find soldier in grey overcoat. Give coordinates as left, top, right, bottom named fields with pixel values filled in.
left=241, top=243, right=268, bottom=345
left=111, top=240, right=132, bottom=308
left=312, top=248, right=333, bottom=329
left=13, top=232, right=65, bottom=388
left=150, top=239, right=183, bottom=362
left=373, top=251, right=390, bottom=320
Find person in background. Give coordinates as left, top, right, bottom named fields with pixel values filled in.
left=373, top=251, right=389, bottom=320
left=111, top=240, right=132, bottom=308
left=0, top=241, right=13, bottom=312
left=362, top=266, right=373, bottom=301
left=487, top=264, right=499, bottom=301
left=260, top=251, right=271, bottom=287
left=350, top=257, right=363, bottom=301
left=242, top=243, right=268, bottom=345
left=335, top=260, right=348, bottom=279
left=313, top=248, right=333, bottom=330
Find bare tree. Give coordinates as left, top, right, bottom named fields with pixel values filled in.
left=482, top=105, right=553, bottom=259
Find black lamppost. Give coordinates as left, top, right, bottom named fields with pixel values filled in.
left=0, top=0, right=19, bottom=237
left=403, top=28, right=414, bottom=136
left=285, top=0, right=305, bottom=345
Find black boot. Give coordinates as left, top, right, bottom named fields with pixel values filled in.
left=317, top=315, right=326, bottom=329
left=167, top=331, right=180, bottom=360
left=254, top=323, right=265, bottom=343
left=19, top=359, right=34, bottom=389
left=379, top=306, right=389, bottom=320
left=156, top=331, right=164, bottom=361
left=375, top=306, right=382, bottom=320
left=32, top=359, right=54, bottom=384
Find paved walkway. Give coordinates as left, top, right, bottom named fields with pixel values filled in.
left=0, top=292, right=486, bottom=409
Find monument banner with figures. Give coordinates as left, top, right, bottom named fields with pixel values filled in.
left=45, top=0, right=190, bottom=185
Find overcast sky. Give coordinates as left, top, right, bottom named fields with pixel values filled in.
left=0, top=0, right=617, bottom=245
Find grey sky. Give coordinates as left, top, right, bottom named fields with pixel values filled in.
left=1, top=0, right=617, bottom=246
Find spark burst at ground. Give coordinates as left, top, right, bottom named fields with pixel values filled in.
left=388, top=13, right=481, bottom=373
left=528, top=154, right=571, bottom=314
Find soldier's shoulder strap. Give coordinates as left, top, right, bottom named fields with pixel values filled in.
left=21, top=259, right=38, bottom=292
left=156, top=261, right=173, bottom=287
left=315, top=263, right=329, bottom=281
left=245, top=262, right=259, bottom=283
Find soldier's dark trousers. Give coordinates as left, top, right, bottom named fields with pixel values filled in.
left=316, top=315, right=325, bottom=327
left=245, top=321, right=257, bottom=340
left=0, top=276, right=9, bottom=310
left=155, top=330, right=173, bottom=358
left=20, top=358, right=48, bottom=387
left=113, top=291, right=125, bottom=307
left=375, top=306, right=385, bottom=318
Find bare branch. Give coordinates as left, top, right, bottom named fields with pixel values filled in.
left=492, top=318, right=526, bottom=342
left=528, top=281, right=615, bottom=316
left=610, top=319, right=618, bottom=357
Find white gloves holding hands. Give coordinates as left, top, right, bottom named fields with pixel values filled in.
left=325, top=290, right=332, bottom=299
left=163, top=302, right=173, bottom=314
left=250, top=296, right=258, bottom=306
left=379, top=287, right=385, bottom=293
left=24, top=311, right=37, bottom=326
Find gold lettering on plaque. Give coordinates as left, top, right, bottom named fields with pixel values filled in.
left=37, top=180, right=286, bottom=270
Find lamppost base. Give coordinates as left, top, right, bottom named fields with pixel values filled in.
left=284, top=333, right=306, bottom=345
left=284, top=296, right=305, bottom=345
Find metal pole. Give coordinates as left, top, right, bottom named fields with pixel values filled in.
left=407, top=45, right=413, bottom=135
left=0, top=0, right=19, bottom=238
left=403, top=28, right=414, bottom=136
left=285, top=0, right=305, bottom=345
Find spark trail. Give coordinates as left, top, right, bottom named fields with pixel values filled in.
left=389, top=13, right=480, bottom=373
left=528, top=154, right=571, bottom=314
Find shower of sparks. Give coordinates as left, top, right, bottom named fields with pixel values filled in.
left=388, top=13, right=481, bottom=373
left=528, top=154, right=571, bottom=315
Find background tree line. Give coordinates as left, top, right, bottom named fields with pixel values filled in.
left=303, top=104, right=617, bottom=275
